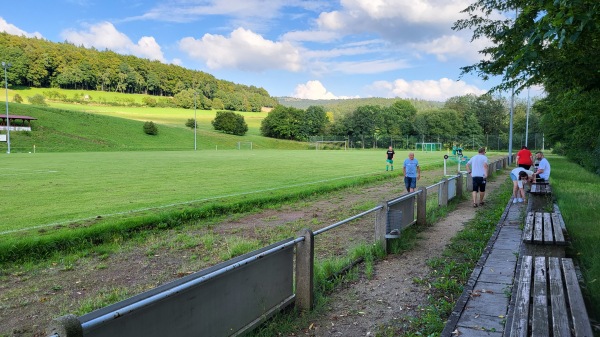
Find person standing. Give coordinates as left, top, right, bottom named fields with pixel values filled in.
left=533, top=151, right=551, bottom=182
left=516, top=146, right=534, bottom=169
left=386, top=146, right=395, bottom=171
left=466, top=147, right=489, bottom=207
left=403, top=152, right=420, bottom=192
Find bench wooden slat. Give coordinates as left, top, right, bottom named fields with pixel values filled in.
left=543, top=213, right=554, bottom=245
left=533, top=212, right=544, bottom=244
left=523, top=212, right=534, bottom=243
left=510, top=256, right=533, bottom=337
left=562, top=259, right=594, bottom=337
left=532, top=257, right=549, bottom=337
left=548, top=257, right=570, bottom=336
left=551, top=213, right=567, bottom=245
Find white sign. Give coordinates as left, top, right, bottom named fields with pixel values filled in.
left=0, top=134, right=6, bottom=142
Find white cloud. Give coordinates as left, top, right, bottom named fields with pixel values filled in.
left=367, top=78, right=486, bottom=101
left=312, top=0, right=478, bottom=63
left=281, top=30, right=340, bottom=43
left=412, top=35, right=489, bottom=62
left=0, top=17, right=42, bottom=38
left=293, top=80, right=337, bottom=99
left=330, top=59, right=410, bottom=74
left=179, top=27, right=303, bottom=72
left=292, top=80, right=359, bottom=100
left=61, top=22, right=166, bottom=62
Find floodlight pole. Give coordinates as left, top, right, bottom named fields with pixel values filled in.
left=2, top=61, right=10, bottom=154
left=194, top=92, right=197, bottom=151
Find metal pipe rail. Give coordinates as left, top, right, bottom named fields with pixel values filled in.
left=313, top=205, right=383, bottom=236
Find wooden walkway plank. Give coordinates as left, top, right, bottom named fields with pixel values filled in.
left=548, top=257, right=570, bottom=337
left=562, top=259, right=594, bottom=337
left=533, top=213, right=544, bottom=244
left=551, top=213, right=566, bottom=245
left=523, top=212, right=534, bottom=243
left=510, top=256, right=533, bottom=337
left=543, top=213, right=554, bottom=245
left=532, top=257, right=549, bottom=337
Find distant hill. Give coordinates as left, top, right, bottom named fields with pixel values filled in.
left=276, top=96, right=444, bottom=113
left=0, top=32, right=277, bottom=112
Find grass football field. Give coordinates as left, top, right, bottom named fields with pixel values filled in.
left=0, top=149, right=458, bottom=236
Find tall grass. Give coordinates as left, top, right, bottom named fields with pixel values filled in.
left=548, top=155, right=600, bottom=321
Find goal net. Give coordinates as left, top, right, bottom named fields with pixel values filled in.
left=315, top=141, right=347, bottom=150
left=415, top=142, right=442, bottom=152
left=237, top=141, right=253, bottom=150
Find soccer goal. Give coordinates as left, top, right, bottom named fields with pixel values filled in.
left=415, top=142, right=442, bottom=152
left=237, top=141, right=253, bottom=150
left=315, top=141, right=348, bottom=150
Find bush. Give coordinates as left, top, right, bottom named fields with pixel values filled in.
left=211, top=111, right=248, bottom=136
left=143, top=121, right=158, bottom=135
left=12, top=94, right=23, bottom=103
left=27, top=94, right=47, bottom=106
left=142, top=97, right=157, bottom=107
left=185, top=118, right=196, bottom=129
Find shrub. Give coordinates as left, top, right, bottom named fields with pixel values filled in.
left=211, top=111, right=248, bottom=136
left=143, top=121, right=158, bottom=135
left=27, top=94, right=47, bottom=106
left=142, top=97, right=157, bottom=107
left=185, top=118, right=196, bottom=129
left=12, top=94, right=23, bottom=103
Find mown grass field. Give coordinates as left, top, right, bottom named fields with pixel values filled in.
left=1, top=149, right=456, bottom=235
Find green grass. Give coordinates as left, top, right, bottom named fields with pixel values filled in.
left=548, top=155, right=600, bottom=323
left=2, top=102, right=305, bottom=153
left=0, top=149, right=460, bottom=263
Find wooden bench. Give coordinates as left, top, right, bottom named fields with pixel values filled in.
left=529, top=183, right=553, bottom=211
left=509, top=256, right=593, bottom=337
left=530, top=183, right=552, bottom=195
left=522, top=211, right=568, bottom=257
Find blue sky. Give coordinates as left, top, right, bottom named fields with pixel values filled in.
left=0, top=0, right=534, bottom=101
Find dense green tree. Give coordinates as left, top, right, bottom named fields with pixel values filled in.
left=302, top=106, right=329, bottom=137
left=260, top=106, right=304, bottom=140
left=212, top=111, right=248, bottom=136
left=454, top=0, right=600, bottom=172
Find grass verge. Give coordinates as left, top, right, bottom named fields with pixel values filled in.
left=548, top=156, right=600, bottom=327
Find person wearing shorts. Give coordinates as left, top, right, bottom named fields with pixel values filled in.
left=466, top=147, right=489, bottom=207
left=403, top=152, right=420, bottom=192
left=386, top=146, right=395, bottom=171
left=510, top=167, right=533, bottom=203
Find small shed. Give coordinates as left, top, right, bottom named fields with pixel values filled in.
left=0, top=114, right=37, bottom=131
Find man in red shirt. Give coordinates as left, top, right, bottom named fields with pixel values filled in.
left=516, top=146, right=533, bottom=170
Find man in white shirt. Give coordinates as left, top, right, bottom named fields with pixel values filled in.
left=534, top=151, right=551, bottom=182
left=466, top=147, right=489, bottom=207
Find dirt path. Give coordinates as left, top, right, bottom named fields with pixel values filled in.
left=285, top=176, right=507, bottom=337
left=0, top=167, right=507, bottom=337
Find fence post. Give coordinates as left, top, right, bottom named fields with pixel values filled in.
left=440, top=178, right=449, bottom=206
left=417, top=187, right=427, bottom=226
left=375, top=201, right=388, bottom=252
left=457, top=174, right=463, bottom=200
left=47, top=314, right=82, bottom=337
left=295, top=228, right=314, bottom=311
left=466, top=172, right=472, bottom=192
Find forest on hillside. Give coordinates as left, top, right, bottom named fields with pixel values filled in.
left=0, top=32, right=277, bottom=112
